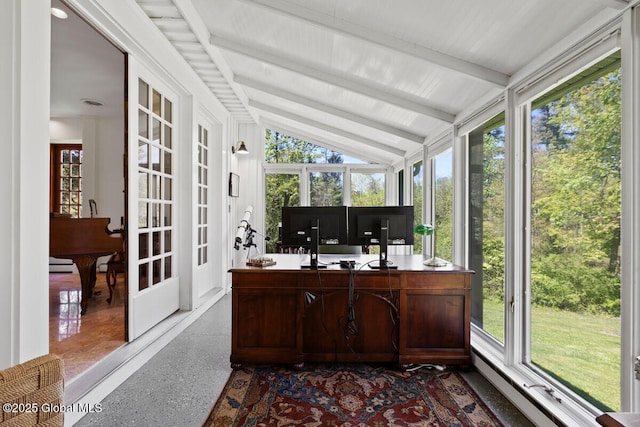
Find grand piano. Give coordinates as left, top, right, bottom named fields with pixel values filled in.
left=50, top=215, right=124, bottom=315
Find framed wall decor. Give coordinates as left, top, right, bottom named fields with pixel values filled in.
left=229, top=172, right=239, bottom=197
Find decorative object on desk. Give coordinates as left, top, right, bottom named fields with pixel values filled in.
left=414, top=223, right=448, bottom=267
left=204, top=364, right=504, bottom=427
left=246, top=256, right=276, bottom=267
left=228, top=172, right=239, bottom=197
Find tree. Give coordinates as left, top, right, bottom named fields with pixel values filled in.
left=530, top=70, right=621, bottom=314
left=264, top=130, right=345, bottom=252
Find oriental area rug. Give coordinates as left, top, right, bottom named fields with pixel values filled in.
left=203, top=364, right=504, bottom=426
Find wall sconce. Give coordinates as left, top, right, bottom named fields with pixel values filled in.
left=232, top=141, right=249, bottom=155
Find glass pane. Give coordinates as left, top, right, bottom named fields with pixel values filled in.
left=265, top=128, right=364, bottom=164
left=529, top=62, right=621, bottom=411
left=151, top=146, right=160, bottom=171
left=468, top=113, right=505, bottom=344
left=164, top=98, right=172, bottom=123
left=151, top=174, right=160, bottom=200
left=163, top=203, right=172, bottom=226
left=152, top=89, right=161, bottom=116
left=138, top=111, right=148, bottom=139
left=138, top=173, right=148, bottom=199
left=138, top=201, right=148, bottom=229
left=265, top=173, right=300, bottom=253
left=164, top=256, right=172, bottom=279
left=151, top=203, right=160, bottom=227
left=71, top=150, right=81, bottom=163
left=138, top=141, right=148, bottom=168
left=164, top=230, right=171, bottom=252
left=434, top=150, right=453, bottom=262
left=164, top=125, right=172, bottom=149
left=163, top=177, right=172, bottom=201
left=164, top=151, right=171, bottom=174
left=139, top=232, right=149, bottom=259
left=412, top=161, right=423, bottom=255
left=350, top=172, right=385, bottom=207
left=138, top=263, right=149, bottom=291
left=153, top=231, right=160, bottom=256
left=138, top=79, right=149, bottom=109
left=152, top=118, right=161, bottom=144
left=310, top=171, right=343, bottom=206
left=153, top=259, right=162, bottom=285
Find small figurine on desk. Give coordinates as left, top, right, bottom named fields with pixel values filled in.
left=246, top=257, right=276, bottom=267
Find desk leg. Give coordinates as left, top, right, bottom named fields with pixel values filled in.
left=74, top=255, right=97, bottom=316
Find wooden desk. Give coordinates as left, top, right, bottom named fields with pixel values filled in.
left=229, top=254, right=473, bottom=370
left=596, top=412, right=640, bottom=426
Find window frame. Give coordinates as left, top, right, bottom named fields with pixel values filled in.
left=50, top=142, right=83, bottom=217
left=464, top=23, right=632, bottom=425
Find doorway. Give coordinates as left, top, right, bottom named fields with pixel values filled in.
left=49, top=0, right=127, bottom=382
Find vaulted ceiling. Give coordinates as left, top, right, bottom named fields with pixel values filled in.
left=53, top=0, right=631, bottom=165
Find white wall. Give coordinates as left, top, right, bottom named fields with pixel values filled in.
left=0, top=0, right=51, bottom=369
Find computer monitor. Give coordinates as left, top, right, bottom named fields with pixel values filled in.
left=347, top=206, right=414, bottom=268
left=281, top=206, right=348, bottom=268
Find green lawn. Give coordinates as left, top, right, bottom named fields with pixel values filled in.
left=483, top=300, right=620, bottom=411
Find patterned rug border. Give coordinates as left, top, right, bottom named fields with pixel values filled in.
left=204, top=364, right=504, bottom=427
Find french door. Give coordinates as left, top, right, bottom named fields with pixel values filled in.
left=128, top=62, right=180, bottom=339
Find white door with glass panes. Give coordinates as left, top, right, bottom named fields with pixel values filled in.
left=128, top=64, right=180, bottom=339
left=193, top=118, right=218, bottom=300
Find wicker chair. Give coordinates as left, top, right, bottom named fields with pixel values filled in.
left=0, top=354, right=64, bottom=426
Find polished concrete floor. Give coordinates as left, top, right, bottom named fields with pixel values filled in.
left=74, top=293, right=535, bottom=427
left=49, top=273, right=126, bottom=381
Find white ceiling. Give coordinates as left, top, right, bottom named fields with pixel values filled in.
left=52, top=0, right=631, bottom=164
left=51, top=0, right=124, bottom=118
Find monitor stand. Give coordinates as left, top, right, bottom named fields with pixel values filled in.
left=301, top=219, right=326, bottom=268
left=367, top=219, right=397, bottom=269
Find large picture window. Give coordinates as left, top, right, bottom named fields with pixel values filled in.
left=264, top=129, right=388, bottom=253
left=527, top=54, right=621, bottom=411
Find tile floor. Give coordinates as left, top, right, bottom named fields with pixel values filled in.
left=49, top=273, right=126, bottom=381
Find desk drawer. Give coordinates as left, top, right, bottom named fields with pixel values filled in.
left=232, top=272, right=296, bottom=288
left=301, top=272, right=400, bottom=289
left=404, top=273, right=469, bottom=290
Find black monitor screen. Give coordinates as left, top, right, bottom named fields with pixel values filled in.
left=347, top=206, right=414, bottom=246
left=281, top=206, right=348, bottom=248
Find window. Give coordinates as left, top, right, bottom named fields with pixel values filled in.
left=265, top=172, right=300, bottom=253
left=137, top=78, right=174, bottom=290
left=264, top=129, right=390, bottom=253
left=51, top=144, right=82, bottom=217
left=527, top=55, right=621, bottom=411
left=350, top=172, right=385, bottom=207
left=412, top=161, right=423, bottom=255
left=433, top=150, right=453, bottom=261
left=310, top=171, right=343, bottom=206
left=468, top=113, right=506, bottom=344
